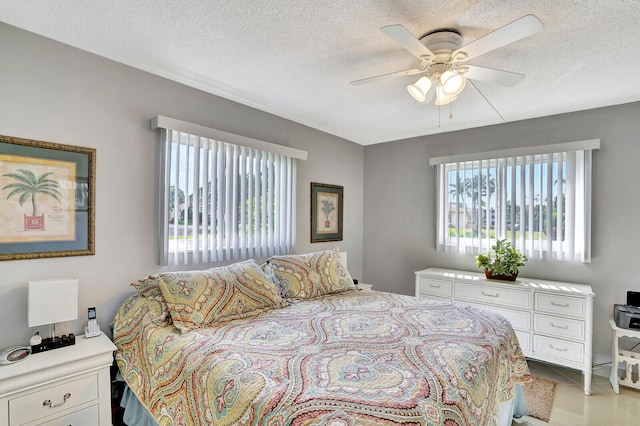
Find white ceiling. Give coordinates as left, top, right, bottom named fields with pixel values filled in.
left=2, top=1, right=640, bottom=145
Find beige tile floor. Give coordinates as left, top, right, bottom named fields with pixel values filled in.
left=513, top=360, right=640, bottom=425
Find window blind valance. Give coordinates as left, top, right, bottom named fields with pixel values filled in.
left=429, top=139, right=600, bottom=166
left=151, top=115, right=308, bottom=160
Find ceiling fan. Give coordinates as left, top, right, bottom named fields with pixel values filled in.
left=351, top=15, right=544, bottom=106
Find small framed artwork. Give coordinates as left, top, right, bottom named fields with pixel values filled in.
left=311, top=182, right=343, bottom=243
left=0, top=135, right=95, bottom=261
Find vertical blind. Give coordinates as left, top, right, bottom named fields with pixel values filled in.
left=431, top=140, right=599, bottom=262
left=153, top=116, right=307, bottom=266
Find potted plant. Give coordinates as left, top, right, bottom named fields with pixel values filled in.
left=320, top=199, right=335, bottom=228
left=475, top=239, right=528, bottom=281
left=2, top=169, right=62, bottom=231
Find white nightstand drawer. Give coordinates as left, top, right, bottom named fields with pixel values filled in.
left=454, top=281, right=532, bottom=309
left=535, top=293, right=585, bottom=317
left=533, top=335, right=584, bottom=364
left=418, top=277, right=452, bottom=298
left=38, top=404, right=99, bottom=426
left=534, top=313, right=585, bottom=340
left=9, top=374, right=97, bottom=425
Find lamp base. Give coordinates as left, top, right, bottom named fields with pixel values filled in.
left=31, top=333, right=76, bottom=353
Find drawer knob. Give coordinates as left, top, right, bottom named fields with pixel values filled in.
left=550, top=322, right=569, bottom=330
left=550, top=301, right=570, bottom=308
left=429, top=283, right=441, bottom=288
left=481, top=291, right=500, bottom=298
left=42, top=392, right=71, bottom=408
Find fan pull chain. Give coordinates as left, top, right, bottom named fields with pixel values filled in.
left=449, top=101, right=453, bottom=119
left=438, top=102, right=441, bottom=128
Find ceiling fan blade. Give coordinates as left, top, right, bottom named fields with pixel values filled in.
left=350, top=68, right=425, bottom=85
left=465, top=65, right=525, bottom=86
left=381, top=24, right=435, bottom=61
left=452, top=14, right=544, bottom=62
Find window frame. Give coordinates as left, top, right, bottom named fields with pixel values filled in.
left=431, top=140, right=599, bottom=262
left=152, top=116, right=307, bottom=266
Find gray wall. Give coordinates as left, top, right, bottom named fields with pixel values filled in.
left=363, top=101, right=640, bottom=365
left=0, top=23, right=364, bottom=348
left=3, top=20, right=636, bottom=369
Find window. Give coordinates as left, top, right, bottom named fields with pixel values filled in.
left=152, top=116, right=307, bottom=266
left=431, top=140, right=599, bottom=262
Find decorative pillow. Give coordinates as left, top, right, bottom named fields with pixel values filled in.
left=158, top=259, right=286, bottom=333
left=261, top=262, right=286, bottom=297
left=130, top=275, right=172, bottom=326
left=266, top=249, right=355, bottom=300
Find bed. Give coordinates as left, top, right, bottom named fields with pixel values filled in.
left=113, top=249, right=530, bottom=425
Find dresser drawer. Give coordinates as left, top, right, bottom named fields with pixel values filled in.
left=38, top=404, right=99, bottom=426
left=471, top=303, right=531, bottom=331
left=535, top=293, right=585, bottom=317
left=454, top=281, right=532, bottom=309
left=9, top=374, right=97, bottom=425
left=417, top=294, right=452, bottom=303
left=533, top=335, right=584, bottom=364
left=534, top=313, right=585, bottom=341
left=418, top=277, right=453, bottom=298
left=514, top=330, right=531, bottom=353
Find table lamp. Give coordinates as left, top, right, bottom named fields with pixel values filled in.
left=28, top=278, right=78, bottom=352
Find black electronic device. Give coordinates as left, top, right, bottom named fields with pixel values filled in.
left=627, top=291, right=640, bottom=308
left=614, top=304, right=640, bottom=330
left=30, top=333, right=76, bottom=353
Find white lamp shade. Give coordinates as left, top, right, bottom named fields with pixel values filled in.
left=435, top=85, right=457, bottom=105
left=28, top=278, right=79, bottom=327
left=407, top=76, right=432, bottom=102
left=441, top=71, right=466, bottom=96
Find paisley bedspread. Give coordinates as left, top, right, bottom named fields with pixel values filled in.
left=114, top=291, right=530, bottom=425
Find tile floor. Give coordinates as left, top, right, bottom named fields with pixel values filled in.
left=513, top=361, right=640, bottom=425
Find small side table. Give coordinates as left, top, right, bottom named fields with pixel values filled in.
left=355, top=283, right=373, bottom=291
left=609, top=319, right=640, bottom=393
left=0, top=333, right=116, bottom=425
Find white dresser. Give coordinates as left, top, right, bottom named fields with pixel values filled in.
left=415, top=268, right=595, bottom=395
left=0, top=333, right=116, bottom=425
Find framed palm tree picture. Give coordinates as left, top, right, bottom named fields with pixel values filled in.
left=311, top=182, right=343, bottom=243
left=0, top=135, right=95, bottom=260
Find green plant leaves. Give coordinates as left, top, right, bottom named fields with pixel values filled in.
left=474, top=239, right=527, bottom=276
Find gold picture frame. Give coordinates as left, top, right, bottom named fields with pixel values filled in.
left=0, top=135, right=95, bottom=260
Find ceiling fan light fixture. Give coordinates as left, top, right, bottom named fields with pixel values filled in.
left=435, top=85, right=457, bottom=105
left=407, top=76, right=432, bottom=102
left=441, top=70, right=466, bottom=96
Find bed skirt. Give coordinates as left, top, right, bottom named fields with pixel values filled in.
left=118, top=376, right=529, bottom=426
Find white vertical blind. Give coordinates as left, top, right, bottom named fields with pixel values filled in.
left=434, top=141, right=598, bottom=262
left=156, top=125, right=302, bottom=266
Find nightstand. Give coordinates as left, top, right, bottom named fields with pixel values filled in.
left=0, top=333, right=116, bottom=425
left=609, top=319, right=640, bottom=393
left=355, top=283, right=373, bottom=291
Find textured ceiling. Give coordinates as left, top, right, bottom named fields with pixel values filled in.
left=2, top=1, right=640, bottom=145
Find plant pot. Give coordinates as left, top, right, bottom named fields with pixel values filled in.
left=24, top=214, right=45, bottom=231
left=484, top=270, right=518, bottom=281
